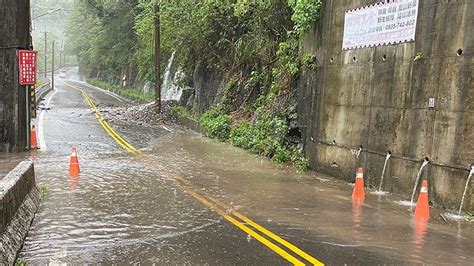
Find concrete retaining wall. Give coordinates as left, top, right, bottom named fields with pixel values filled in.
left=298, top=0, right=473, bottom=211
left=0, top=161, right=40, bottom=264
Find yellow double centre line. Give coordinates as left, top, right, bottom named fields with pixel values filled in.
left=58, top=79, right=141, bottom=155
left=59, top=79, right=323, bottom=265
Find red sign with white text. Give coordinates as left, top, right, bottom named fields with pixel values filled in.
left=18, top=50, right=38, bottom=85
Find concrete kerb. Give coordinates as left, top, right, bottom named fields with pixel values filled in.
left=0, top=160, right=40, bottom=264
left=175, top=114, right=203, bottom=134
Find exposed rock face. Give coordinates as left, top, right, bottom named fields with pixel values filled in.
left=298, top=0, right=473, bottom=211
left=192, top=61, right=225, bottom=114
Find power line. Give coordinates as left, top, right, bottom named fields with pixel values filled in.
left=86, top=0, right=106, bottom=15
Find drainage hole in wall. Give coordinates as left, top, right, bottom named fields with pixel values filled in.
left=457, top=49, right=463, bottom=56
left=352, top=56, right=357, bottom=62
left=382, top=55, right=387, bottom=61
left=330, top=57, right=334, bottom=62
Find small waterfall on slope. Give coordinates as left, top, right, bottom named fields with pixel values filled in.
left=161, top=51, right=183, bottom=101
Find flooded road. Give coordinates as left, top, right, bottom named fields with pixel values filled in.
left=145, top=132, right=474, bottom=265
left=19, top=77, right=282, bottom=264
left=21, top=153, right=284, bottom=264
left=19, top=70, right=473, bottom=264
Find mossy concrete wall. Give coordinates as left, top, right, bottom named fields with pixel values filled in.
left=0, top=161, right=40, bottom=264
left=298, top=0, right=473, bottom=211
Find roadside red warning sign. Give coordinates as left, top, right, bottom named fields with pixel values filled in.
left=18, top=50, right=38, bottom=85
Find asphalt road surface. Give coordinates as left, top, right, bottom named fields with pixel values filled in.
left=18, top=70, right=473, bottom=265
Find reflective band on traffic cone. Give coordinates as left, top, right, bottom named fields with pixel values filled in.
left=69, top=147, right=80, bottom=176
left=352, top=167, right=365, bottom=200
left=30, top=125, right=38, bottom=149
left=414, top=180, right=429, bottom=220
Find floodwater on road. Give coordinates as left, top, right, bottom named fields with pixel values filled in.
left=21, top=152, right=281, bottom=264
left=18, top=71, right=474, bottom=264
left=144, top=132, right=474, bottom=265
left=18, top=77, right=283, bottom=264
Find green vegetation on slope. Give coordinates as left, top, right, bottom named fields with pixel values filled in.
left=67, top=0, right=322, bottom=171
left=88, top=79, right=154, bottom=103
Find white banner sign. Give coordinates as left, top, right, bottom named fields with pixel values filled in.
left=342, top=0, right=419, bottom=50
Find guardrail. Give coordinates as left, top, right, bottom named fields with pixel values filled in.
left=35, top=80, right=52, bottom=104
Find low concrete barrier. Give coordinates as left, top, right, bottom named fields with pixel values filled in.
left=177, top=115, right=203, bottom=134
left=0, top=161, right=40, bottom=264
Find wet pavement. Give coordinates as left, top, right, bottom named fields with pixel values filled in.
left=18, top=75, right=283, bottom=264
left=144, top=133, right=474, bottom=265
left=18, top=70, right=474, bottom=264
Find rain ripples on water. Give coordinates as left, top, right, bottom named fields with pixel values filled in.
left=19, top=153, right=221, bottom=263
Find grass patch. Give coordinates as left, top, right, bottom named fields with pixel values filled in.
left=170, top=106, right=190, bottom=117
left=191, top=96, right=310, bottom=171
left=15, top=259, right=27, bottom=266
left=230, top=105, right=309, bottom=170
left=230, top=117, right=309, bottom=171
left=39, top=186, right=49, bottom=199
left=199, top=107, right=231, bottom=142
left=88, top=79, right=154, bottom=103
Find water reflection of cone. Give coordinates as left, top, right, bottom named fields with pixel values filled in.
left=414, top=180, right=429, bottom=220
left=413, top=215, right=428, bottom=246
left=352, top=197, right=364, bottom=227
left=69, top=175, right=79, bottom=191
left=30, top=125, right=38, bottom=149
left=69, top=147, right=80, bottom=176
left=352, top=167, right=365, bottom=200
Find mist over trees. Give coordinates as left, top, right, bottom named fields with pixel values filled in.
left=66, top=1, right=321, bottom=87
left=31, top=0, right=75, bottom=75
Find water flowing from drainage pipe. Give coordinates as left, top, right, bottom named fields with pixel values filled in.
left=377, top=151, right=392, bottom=192
left=457, top=166, right=474, bottom=215
left=410, top=158, right=430, bottom=206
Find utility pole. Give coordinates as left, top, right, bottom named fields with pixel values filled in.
left=52, top=41, right=55, bottom=90
left=44, top=31, right=47, bottom=78
left=62, top=41, right=67, bottom=67
left=59, top=39, right=64, bottom=68
left=0, top=0, right=31, bottom=152
left=154, top=3, right=161, bottom=113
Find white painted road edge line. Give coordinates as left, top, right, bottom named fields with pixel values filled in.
left=63, top=78, right=125, bottom=102
left=37, top=86, right=58, bottom=151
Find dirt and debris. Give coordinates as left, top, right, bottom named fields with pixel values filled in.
left=99, top=101, right=181, bottom=127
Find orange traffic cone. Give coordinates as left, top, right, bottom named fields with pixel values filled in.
left=352, top=167, right=365, bottom=200
left=414, top=180, right=430, bottom=220
left=69, top=147, right=80, bottom=176
left=30, top=125, right=38, bottom=149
